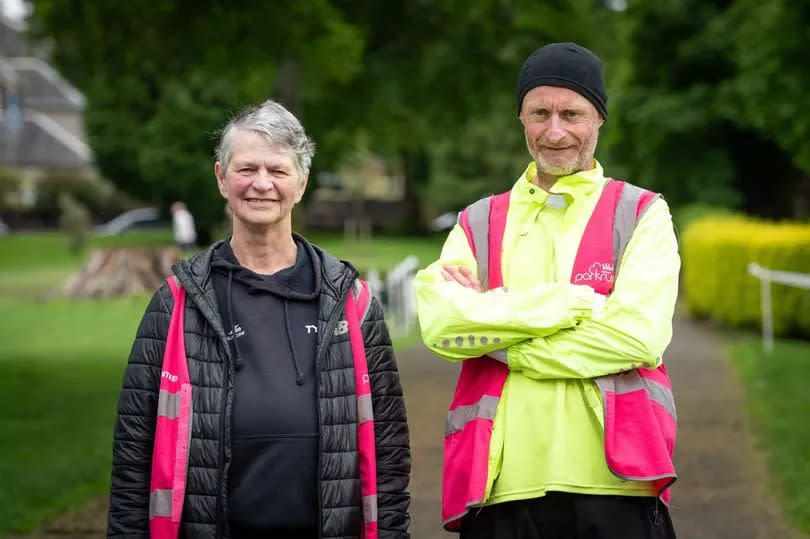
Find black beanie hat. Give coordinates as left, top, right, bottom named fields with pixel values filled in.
left=516, top=42, right=607, bottom=119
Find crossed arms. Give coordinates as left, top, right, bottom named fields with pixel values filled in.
left=413, top=198, right=680, bottom=379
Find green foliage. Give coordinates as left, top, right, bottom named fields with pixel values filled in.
left=57, top=193, right=91, bottom=253
left=605, top=0, right=810, bottom=219
left=731, top=338, right=810, bottom=533
left=681, top=215, right=810, bottom=337
left=28, top=1, right=366, bottom=237
left=0, top=168, right=22, bottom=207
left=426, top=96, right=527, bottom=213
left=28, top=0, right=622, bottom=232
left=605, top=1, right=741, bottom=210
left=671, top=202, right=734, bottom=237
left=728, top=1, right=810, bottom=172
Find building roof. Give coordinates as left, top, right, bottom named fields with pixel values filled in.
left=0, top=15, right=26, bottom=57
left=0, top=111, right=91, bottom=168
left=7, top=57, right=85, bottom=111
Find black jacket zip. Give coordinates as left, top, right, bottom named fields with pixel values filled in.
left=171, top=248, right=362, bottom=538
left=313, top=270, right=357, bottom=538
left=173, top=265, right=234, bottom=539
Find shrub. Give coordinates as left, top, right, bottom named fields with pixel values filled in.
left=682, top=215, right=810, bottom=337
left=671, top=202, right=734, bottom=238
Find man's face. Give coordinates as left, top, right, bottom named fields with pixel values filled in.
left=519, top=86, right=604, bottom=179
left=215, top=130, right=307, bottom=232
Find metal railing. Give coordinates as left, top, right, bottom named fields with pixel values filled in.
left=365, top=256, right=420, bottom=336
left=747, top=262, right=810, bottom=353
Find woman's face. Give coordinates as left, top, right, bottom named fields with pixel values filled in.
left=215, top=130, right=307, bottom=233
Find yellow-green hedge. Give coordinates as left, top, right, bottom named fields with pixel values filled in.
left=681, top=215, right=810, bottom=337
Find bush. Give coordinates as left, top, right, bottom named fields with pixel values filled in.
left=58, top=193, right=91, bottom=253
left=671, top=202, right=734, bottom=238
left=37, top=172, right=138, bottom=222
left=0, top=169, right=23, bottom=209
left=682, top=215, right=810, bottom=337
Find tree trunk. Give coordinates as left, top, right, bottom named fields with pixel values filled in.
left=400, top=149, right=429, bottom=234
left=63, top=246, right=182, bottom=298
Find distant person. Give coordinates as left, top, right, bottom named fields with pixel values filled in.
left=108, top=100, right=411, bottom=538
left=170, top=201, right=197, bottom=250
left=414, top=42, right=679, bottom=538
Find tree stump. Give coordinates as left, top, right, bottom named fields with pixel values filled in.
left=63, top=246, right=183, bottom=298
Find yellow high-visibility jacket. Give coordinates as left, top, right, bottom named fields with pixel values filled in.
left=414, top=161, right=680, bottom=504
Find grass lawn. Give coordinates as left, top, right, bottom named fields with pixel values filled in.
left=730, top=338, right=810, bottom=534
left=0, top=230, right=439, bottom=533
left=304, top=231, right=445, bottom=274
left=0, top=297, right=149, bottom=533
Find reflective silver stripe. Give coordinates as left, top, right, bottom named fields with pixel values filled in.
left=612, top=182, right=660, bottom=274
left=359, top=284, right=373, bottom=325
left=596, top=371, right=677, bottom=420
left=466, top=197, right=491, bottom=289
left=487, top=349, right=507, bottom=363
left=149, top=488, right=173, bottom=518
left=445, top=395, right=499, bottom=436
left=642, top=378, right=677, bottom=420
left=157, top=389, right=181, bottom=419
left=611, top=370, right=645, bottom=394
left=363, top=493, right=378, bottom=522
left=442, top=499, right=485, bottom=527
left=357, top=393, right=374, bottom=424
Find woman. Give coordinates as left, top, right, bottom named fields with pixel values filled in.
left=107, top=100, right=411, bottom=538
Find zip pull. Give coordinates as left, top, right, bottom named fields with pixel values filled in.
left=653, top=497, right=663, bottom=526
left=520, top=206, right=542, bottom=236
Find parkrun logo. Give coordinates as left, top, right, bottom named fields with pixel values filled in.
left=574, top=262, right=615, bottom=284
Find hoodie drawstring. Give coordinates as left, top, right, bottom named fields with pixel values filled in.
left=284, top=300, right=305, bottom=385
left=226, top=270, right=245, bottom=371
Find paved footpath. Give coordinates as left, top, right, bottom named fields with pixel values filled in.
left=15, top=311, right=807, bottom=538
left=396, top=310, right=806, bottom=539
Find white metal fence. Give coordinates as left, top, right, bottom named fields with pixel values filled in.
left=747, top=262, right=810, bottom=353
left=366, top=255, right=420, bottom=336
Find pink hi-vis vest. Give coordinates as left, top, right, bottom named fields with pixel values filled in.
left=442, top=180, right=677, bottom=531
left=149, top=276, right=379, bottom=539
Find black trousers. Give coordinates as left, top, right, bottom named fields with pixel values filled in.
left=459, top=492, right=676, bottom=539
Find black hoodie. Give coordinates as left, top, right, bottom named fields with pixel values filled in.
left=210, top=237, right=321, bottom=537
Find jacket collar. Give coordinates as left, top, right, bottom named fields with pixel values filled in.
left=172, top=234, right=357, bottom=315
left=512, top=160, right=606, bottom=206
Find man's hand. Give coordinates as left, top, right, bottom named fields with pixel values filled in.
left=441, top=265, right=483, bottom=293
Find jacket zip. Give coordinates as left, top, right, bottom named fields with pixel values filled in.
left=216, top=336, right=232, bottom=539
left=314, top=271, right=357, bottom=538
left=174, top=267, right=233, bottom=539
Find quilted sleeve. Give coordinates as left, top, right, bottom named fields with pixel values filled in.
left=364, top=296, right=411, bottom=538
left=106, top=285, right=173, bottom=538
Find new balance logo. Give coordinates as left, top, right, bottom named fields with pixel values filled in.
left=161, top=370, right=178, bottom=383
left=226, top=324, right=246, bottom=341
left=334, top=320, right=349, bottom=336
left=574, top=262, right=614, bottom=284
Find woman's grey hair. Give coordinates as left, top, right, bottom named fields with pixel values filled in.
left=215, top=100, right=316, bottom=178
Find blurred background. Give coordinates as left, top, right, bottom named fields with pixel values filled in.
left=1, top=0, right=809, bottom=537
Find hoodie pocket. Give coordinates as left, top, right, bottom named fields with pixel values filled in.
left=227, top=434, right=319, bottom=532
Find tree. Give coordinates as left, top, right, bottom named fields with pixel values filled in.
left=28, top=0, right=365, bottom=240
left=323, top=0, right=619, bottom=224
left=602, top=0, right=809, bottom=219
left=29, top=0, right=620, bottom=236
left=725, top=0, right=810, bottom=217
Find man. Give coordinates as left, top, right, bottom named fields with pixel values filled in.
left=170, top=201, right=197, bottom=250
left=414, top=42, right=679, bottom=538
